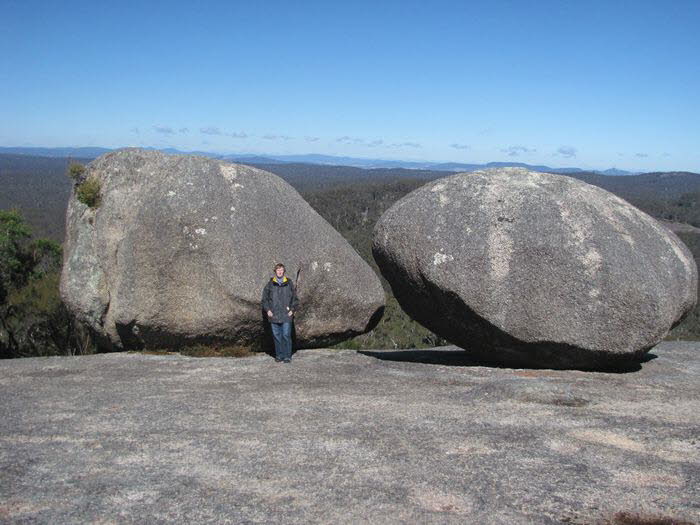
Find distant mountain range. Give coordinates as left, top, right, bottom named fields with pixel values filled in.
left=0, top=146, right=641, bottom=175
left=2, top=150, right=700, bottom=245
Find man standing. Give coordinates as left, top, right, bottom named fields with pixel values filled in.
left=261, top=263, right=300, bottom=363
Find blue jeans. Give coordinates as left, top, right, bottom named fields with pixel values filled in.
left=271, top=322, right=292, bottom=360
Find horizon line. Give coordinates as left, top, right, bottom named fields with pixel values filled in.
left=0, top=144, right=695, bottom=174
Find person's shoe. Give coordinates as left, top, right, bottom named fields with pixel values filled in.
left=274, top=358, right=282, bottom=362
left=283, top=358, right=291, bottom=363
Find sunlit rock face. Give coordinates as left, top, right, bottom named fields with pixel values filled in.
left=372, top=168, right=697, bottom=369
left=61, top=149, right=384, bottom=351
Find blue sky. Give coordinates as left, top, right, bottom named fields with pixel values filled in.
left=1, top=0, right=699, bottom=171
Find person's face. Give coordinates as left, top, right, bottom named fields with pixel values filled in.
left=275, top=266, right=285, bottom=278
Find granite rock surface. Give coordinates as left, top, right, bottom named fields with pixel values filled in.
left=372, top=168, right=697, bottom=369
left=60, top=149, right=385, bottom=351
left=0, top=343, right=698, bottom=523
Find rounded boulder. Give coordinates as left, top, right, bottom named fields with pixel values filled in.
left=372, top=168, right=697, bottom=369
left=61, top=149, right=385, bottom=351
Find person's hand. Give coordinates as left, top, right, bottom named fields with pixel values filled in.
left=288, top=310, right=293, bottom=317
left=267, top=310, right=273, bottom=318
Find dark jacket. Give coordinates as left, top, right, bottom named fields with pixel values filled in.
left=261, top=276, right=300, bottom=323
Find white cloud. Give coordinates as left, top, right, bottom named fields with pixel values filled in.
left=556, top=146, right=577, bottom=158
left=501, top=145, right=536, bottom=157
left=200, top=126, right=223, bottom=135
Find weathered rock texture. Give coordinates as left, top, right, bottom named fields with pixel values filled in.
left=372, top=168, right=697, bottom=369
left=0, top=343, right=698, bottom=523
left=60, top=149, right=384, bottom=351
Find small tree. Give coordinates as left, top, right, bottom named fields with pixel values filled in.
left=66, top=162, right=86, bottom=181
left=0, top=209, right=33, bottom=303
left=29, top=238, right=62, bottom=280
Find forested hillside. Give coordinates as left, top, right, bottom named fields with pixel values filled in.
left=0, top=155, right=89, bottom=241
left=3, top=153, right=700, bottom=241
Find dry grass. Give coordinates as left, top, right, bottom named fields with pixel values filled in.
left=127, top=344, right=257, bottom=358
left=128, top=349, right=177, bottom=356
left=177, top=344, right=255, bottom=358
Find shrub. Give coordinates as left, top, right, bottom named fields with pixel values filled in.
left=29, top=238, right=62, bottom=280
left=2, top=270, right=96, bottom=358
left=9, top=270, right=62, bottom=315
left=1, top=209, right=33, bottom=303
left=0, top=210, right=96, bottom=358
left=66, top=162, right=86, bottom=181
left=331, top=295, right=449, bottom=350
left=76, top=177, right=101, bottom=208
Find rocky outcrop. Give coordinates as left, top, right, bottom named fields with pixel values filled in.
left=60, top=149, right=384, bottom=351
left=1, top=343, right=698, bottom=523
left=372, top=168, right=697, bottom=369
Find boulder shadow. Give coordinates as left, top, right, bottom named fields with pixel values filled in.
left=358, top=348, right=658, bottom=373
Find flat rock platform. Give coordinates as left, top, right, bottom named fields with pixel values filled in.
left=1, top=343, right=698, bottom=524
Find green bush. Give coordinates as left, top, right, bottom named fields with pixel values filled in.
left=29, top=238, right=62, bottom=280
left=0, top=210, right=94, bottom=358
left=66, top=162, right=86, bottom=180
left=76, top=177, right=101, bottom=208
left=9, top=271, right=62, bottom=315
left=3, top=270, right=95, bottom=358
left=332, top=296, right=449, bottom=350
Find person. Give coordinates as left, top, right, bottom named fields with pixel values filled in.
left=261, top=263, right=300, bottom=363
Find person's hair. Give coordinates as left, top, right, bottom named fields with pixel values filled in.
left=274, top=263, right=285, bottom=271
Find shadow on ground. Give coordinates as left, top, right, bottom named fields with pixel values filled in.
left=358, top=347, right=658, bottom=373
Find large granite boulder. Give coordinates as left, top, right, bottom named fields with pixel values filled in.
left=372, top=168, right=697, bottom=369
left=60, top=149, right=384, bottom=351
